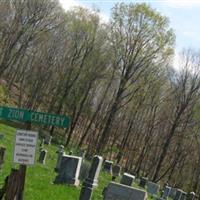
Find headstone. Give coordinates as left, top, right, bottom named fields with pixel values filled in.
left=139, top=177, right=148, bottom=188
left=147, top=181, right=160, bottom=197
left=55, top=145, right=65, bottom=172
left=169, top=188, right=177, bottom=199
left=0, top=147, right=6, bottom=168
left=79, top=155, right=103, bottom=200
left=120, top=173, right=135, bottom=186
left=186, top=192, right=196, bottom=200
left=39, top=149, right=47, bottom=164
left=103, top=160, right=113, bottom=174
left=174, top=189, right=184, bottom=200
left=180, top=192, right=187, bottom=200
left=54, top=155, right=82, bottom=186
left=44, top=135, right=52, bottom=145
left=112, top=165, right=121, bottom=177
left=161, top=186, right=171, bottom=199
left=103, top=182, right=148, bottom=200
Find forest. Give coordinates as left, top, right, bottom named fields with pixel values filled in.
left=1, top=0, right=200, bottom=195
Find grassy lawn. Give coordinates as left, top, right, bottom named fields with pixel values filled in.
left=0, top=123, right=155, bottom=200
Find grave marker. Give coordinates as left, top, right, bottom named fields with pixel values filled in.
left=103, top=182, right=148, bottom=200
left=103, top=160, right=113, bottom=174
left=147, top=181, right=160, bottom=197
left=161, top=185, right=171, bottom=199
left=39, top=149, right=47, bottom=164
left=139, top=177, right=148, bottom=188
left=54, top=155, right=82, bottom=186
left=79, top=156, right=103, bottom=200
left=120, top=173, right=135, bottom=186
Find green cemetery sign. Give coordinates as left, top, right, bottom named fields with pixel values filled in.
left=0, top=106, right=70, bottom=128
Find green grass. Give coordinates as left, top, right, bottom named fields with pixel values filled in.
left=0, top=123, right=157, bottom=200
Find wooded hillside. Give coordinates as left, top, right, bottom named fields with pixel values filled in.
left=1, top=0, right=200, bottom=195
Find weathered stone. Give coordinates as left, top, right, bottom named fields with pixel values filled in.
left=103, top=182, right=148, bottom=200
left=169, top=188, right=177, bottom=199
left=112, top=165, right=121, bottom=177
left=54, top=155, right=82, bottom=186
left=161, top=186, right=171, bottom=199
left=0, top=147, right=6, bottom=168
left=186, top=192, right=196, bottom=200
left=103, top=160, right=113, bottom=174
left=180, top=192, right=187, bottom=200
left=147, top=181, right=160, bottom=197
left=120, top=173, right=135, bottom=186
left=139, top=177, right=148, bottom=188
left=174, top=189, right=184, bottom=200
left=79, top=156, right=103, bottom=200
left=44, top=135, right=52, bottom=145
left=39, top=149, right=47, bottom=164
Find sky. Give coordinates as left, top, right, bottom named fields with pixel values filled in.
left=59, top=0, right=200, bottom=68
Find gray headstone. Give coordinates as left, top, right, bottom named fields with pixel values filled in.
left=120, top=173, right=135, bottom=186
left=79, top=155, right=103, bottom=200
left=186, top=192, right=196, bottom=200
left=169, top=188, right=177, bottom=199
left=112, top=165, right=121, bottom=177
left=174, top=189, right=184, bottom=200
left=147, top=181, right=160, bottom=197
left=54, top=155, right=82, bottom=186
left=103, top=160, right=113, bottom=174
left=161, top=186, right=171, bottom=199
left=139, top=177, right=148, bottom=188
left=39, top=149, right=47, bottom=164
left=103, top=182, right=148, bottom=200
left=0, top=147, right=6, bottom=168
left=44, top=135, right=52, bottom=145
left=180, top=192, right=187, bottom=200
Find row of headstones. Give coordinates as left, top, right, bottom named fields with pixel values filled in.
left=52, top=148, right=148, bottom=200
left=102, top=161, right=197, bottom=200
left=37, top=145, right=198, bottom=200
left=0, top=133, right=197, bottom=200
